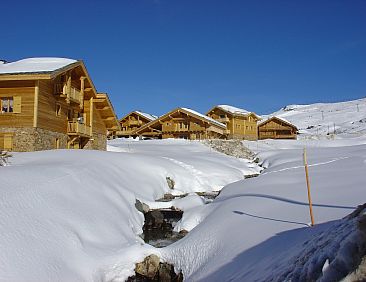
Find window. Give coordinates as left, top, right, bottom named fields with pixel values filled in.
left=220, top=115, right=225, bottom=118
left=1, top=97, right=13, bottom=113
left=55, top=103, right=61, bottom=116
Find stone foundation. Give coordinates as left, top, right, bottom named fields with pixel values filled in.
left=0, top=127, right=106, bottom=152
left=84, top=132, right=106, bottom=150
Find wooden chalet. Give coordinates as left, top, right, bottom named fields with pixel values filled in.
left=134, top=107, right=226, bottom=140
left=206, top=105, right=260, bottom=140
left=117, top=111, right=157, bottom=138
left=0, top=57, right=120, bottom=151
left=258, top=116, right=298, bottom=140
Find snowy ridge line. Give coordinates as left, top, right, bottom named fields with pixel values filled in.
left=215, top=193, right=356, bottom=210
left=261, top=156, right=350, bottom=175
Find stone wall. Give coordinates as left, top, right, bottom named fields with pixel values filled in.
left=0, top=127, right=110, bottom=152
left=84, top=132, right=107, bottom=151
left=0, top=127, right=68, bottom=152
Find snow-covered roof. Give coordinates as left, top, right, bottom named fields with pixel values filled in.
left=259, top=116, right=297, bottom=128
left=216, top=105, right=251, bottom=116
left=135, top=111, right=158, bottom=121
left=0, top=57, right=78, bottom=75
left=181, top=108, right=226, bottom=128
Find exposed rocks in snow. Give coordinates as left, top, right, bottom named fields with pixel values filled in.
left=0, top=150, right=12, bottom=166
left=135, top=199, right=150, bottom=214
left=166, top=177, right=175, bottom=189
left=202, top=139, right=254, bottom=159
left=128, top=254, right=183, bottom=282
left=142, top=209, right=184, bottom=248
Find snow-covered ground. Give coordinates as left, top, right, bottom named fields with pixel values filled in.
left=0, top=98, right=365, bottom=281
left=0, top=140, right=259, bottom=281
left=160, top=139, right=366, bottom=281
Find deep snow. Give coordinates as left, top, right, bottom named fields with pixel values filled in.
left=1, top=98, right=365, bottom=281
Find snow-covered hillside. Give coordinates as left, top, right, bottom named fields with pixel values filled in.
left=266, top=97, right=366, bottom=137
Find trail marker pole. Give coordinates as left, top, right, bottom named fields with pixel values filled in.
left=303, top=148, right=315, bottom=226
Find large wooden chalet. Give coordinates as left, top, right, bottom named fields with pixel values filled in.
left=0, top=57, right=120, bottom=151
left=258, top=116, right=298, bottom=140
left=117, top=111, right=157, bottom=138
left=206, top=105, right=260, bottom=140
left=135, top=107, right=226, bottom=139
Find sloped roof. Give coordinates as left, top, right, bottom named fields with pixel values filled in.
left=0, top=57, right=78, bottom=75
left=207, top=105, right=260, bottom=119
left=95, top=93, right=121, bottom=132
left=258, top=116, right=298, bottom=130
left=216, top=105, right=251, bottom=115
left=134, top=111, right=158, bottom=121
left=135, top=107, right=226, bottom=135
left=181, top=108, right=226, bottom=128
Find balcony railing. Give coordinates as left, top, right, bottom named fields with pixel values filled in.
left=217, top=117, right=230, bottom=123
left=128, top=120, right=143, bottom=126
left=68, top=121, right=92, bottom=137
left=54, top=83, right=81, bottom=104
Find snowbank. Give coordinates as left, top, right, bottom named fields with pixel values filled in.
left=162, top=142, right=366, bottom=281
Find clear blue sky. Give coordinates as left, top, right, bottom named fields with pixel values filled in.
left=1, top=0, right=365, bottom=117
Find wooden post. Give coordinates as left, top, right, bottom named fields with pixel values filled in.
left=66, top=73, right=71, bottom=104
left=33, top=80, right=39, bottom=127
left=80, top=76, right=85, bottom=109
left=303, top=148, right=315, bottom=226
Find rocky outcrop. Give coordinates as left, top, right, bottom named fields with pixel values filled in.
left=135, top=199, right=150, bottom=214
left=202, top=139, right=254, bottom=159
left=166, top=177, right=175, bottom=189
left=128, top=254, right=183, bottom=282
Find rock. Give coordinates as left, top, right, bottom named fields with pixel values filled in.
left=166, top=177, right=175, bottom=189
left=135, top=254, right=160, bottom=279
left=131, top=255, right=184, bottom=282
left=202, top=139, right=254, bottom=159
left=144, top=210, right=165, bottom=227
left=179, top=229, right=189, bottom=236
left=135, top=199, right=150, bottom=214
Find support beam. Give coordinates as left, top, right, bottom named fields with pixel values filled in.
left=66, top=73, right=71, bottom=104
left=80, top=76, right=86, bottom=110
left=33, top=80, right=39, bottom=128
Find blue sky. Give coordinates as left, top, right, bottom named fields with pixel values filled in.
left=1, top=0, right=365, bottom=117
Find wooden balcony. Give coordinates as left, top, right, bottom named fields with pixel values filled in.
left=217, top=117, right=230, bottom=123
left=54, top=83, right=81, bottom=104
left=127, top=120, right=143, bottom=126
left=68, top=121, right=92, bottom=137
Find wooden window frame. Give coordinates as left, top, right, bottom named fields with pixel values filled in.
left=1, top=97, right=14, bottom=113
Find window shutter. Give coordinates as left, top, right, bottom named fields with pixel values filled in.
left=4, top=134, right=13, bottom=150
left=13, top=96, right=22, bottom=113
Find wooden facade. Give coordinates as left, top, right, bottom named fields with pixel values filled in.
left=206, top=105, right=260, bottom=140
left=258, top=117, right=298, bottom=140
left=0, top=58, right=120, bottom=151
left=117, top=111, right=157, bottom=137
left=135, top=108, right=226, bottom=140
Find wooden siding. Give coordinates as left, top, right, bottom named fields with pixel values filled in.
left=258, top=118, right=297, bottom=140
left=84, top=99, right=107, bottom=135
left=207, top=107, right=259, bottom=140
left=136, top=108, right=225, bottom=140
left=118, top=112, right=152, bottom=137
left=0, top=81, right=35, bottom=128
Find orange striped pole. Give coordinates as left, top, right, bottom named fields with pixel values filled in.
left=303, top=148, right=315, bottom=226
